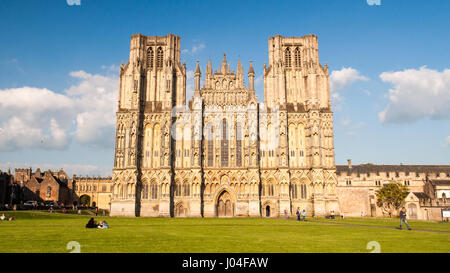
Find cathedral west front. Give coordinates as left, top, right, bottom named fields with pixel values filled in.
left=110, top=33, right=340, bottom=217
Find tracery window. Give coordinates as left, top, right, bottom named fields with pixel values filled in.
left=236, top=123, right=242, bottom=167
left=294, top=47, right=301, bottom=67
left=285, top=48, right=291, bottom=67
left=142, top=183, right=149, bottom=199
left=156, top=47, right=163, bottom=68
left=207, top=126, right=214, bottom=167
left=150, top=182, right=158, bottom=199
left=146, top=47, right=154, bottom=69
left=301, top=184, right=307, bottom=199
left=221, top=119, right=229, bottom=167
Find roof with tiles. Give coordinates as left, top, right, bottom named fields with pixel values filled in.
left=336, top=164, right=450, bottom=176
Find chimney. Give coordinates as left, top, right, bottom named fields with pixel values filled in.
left=347, top=159, right=352, bottom=169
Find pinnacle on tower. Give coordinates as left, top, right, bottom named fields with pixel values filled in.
left=194, top=60, right=201, bottom=75
left=221, top=53, right=228, bottom=73
left=248, top=60, right=255, bottom=76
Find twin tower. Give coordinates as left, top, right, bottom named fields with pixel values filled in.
left=110, top=33, right=339, bottom=217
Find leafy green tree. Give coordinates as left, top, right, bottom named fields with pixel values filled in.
left=376, top=181, right=409, bottom=215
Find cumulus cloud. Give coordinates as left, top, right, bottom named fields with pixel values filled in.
left=329, top=67, right=368, bottom=111
left=67, top=71, right=118, bottom=148
left=378, top=66, right=450, bottom=123
left=181, top=43, right=205, bottom=55
left=0, top=69, right=118, bottom=151
left=330, top=67, right=368, bottom=91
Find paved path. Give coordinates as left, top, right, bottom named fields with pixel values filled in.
left=290, top=218, right=450, bottom=234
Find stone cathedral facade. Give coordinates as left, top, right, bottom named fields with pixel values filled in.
left=110, top=33, right=340, bottom=217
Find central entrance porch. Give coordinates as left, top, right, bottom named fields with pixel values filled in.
left=216, top=190, right=234, bottom=217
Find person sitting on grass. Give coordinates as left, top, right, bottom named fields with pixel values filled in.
left=0, top=214, right=5, bottom=221
left=86, top=217, right=98, bottom=228
left=98, top=221, right=109, bottom=229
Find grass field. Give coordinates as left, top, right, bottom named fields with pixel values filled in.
left=0, top=211, right=449, bottom=253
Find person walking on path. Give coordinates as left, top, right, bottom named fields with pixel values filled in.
left=399, top=207, right=412, bottom=230
left=302, top=210, right=306, bottom=221
left=296, top=208, right=301, bottom=221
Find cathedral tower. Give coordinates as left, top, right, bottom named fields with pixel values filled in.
left=111, top=34, right=186, bottom=216
left=263, top=34, right=338, bottom=216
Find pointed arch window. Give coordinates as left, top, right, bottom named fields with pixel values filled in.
left=221, top=119, right=229, bottom=167
left=291, top=184, right=298, bottom=199
left=236, top=123, right=242, bottom=167
left=150, top=182, right=158, bottom=199
left=142, top=183, right=149, bottom=199
left=285, top=48, right=291, bottom=68
left=146, top=47, right=154, bottom=69
left=207, top=126, right=214, bottom=167
left=301, top=184, right=307, bottom=199
left=156, top=47, right=163, bottom=68
left=294, top=47, right=301, bottom=67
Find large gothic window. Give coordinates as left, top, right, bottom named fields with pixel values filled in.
left=207, top=126, right=214, bottom=167
left=156, top=47, right=163, bottom=68
left=142, top=183, right=149, bottom=199
left=174, top=181, right=182, bottom=197
left=183, top=183, right=190, bottom=196
left=221, top=119, right=229, bottom=167
left=291, top=184, right=298, bottom=199
left=294, top=47, right=301, bottom=67
left=236, top=123, right=242, bottom=167
left=150, top=182, right=158, bottom=199
left=146, top=47, right=154, bottom=69
left=285, top=48, right=291, bottom=68
left=301, top=184, right=307, bottom=199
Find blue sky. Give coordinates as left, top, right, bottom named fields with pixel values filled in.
left=0, top=0, right=449, bottom=176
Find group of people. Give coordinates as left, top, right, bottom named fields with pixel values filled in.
left=85, top=218, right=109, bottom=229
left=296, top=208, right=307, bottom=221
left=0, top=214, right=14, bottom=221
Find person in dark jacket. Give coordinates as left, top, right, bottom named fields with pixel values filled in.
left=399, top=207, right=411, bottom=230
left=86, top=218, right=98, bottom=228
left=296, top=208, right=301, bottom=221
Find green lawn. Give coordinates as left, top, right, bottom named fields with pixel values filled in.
left=0, top=211, right=449, bottom=253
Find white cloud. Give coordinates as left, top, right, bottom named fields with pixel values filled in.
left=0, top=69, right=118, bottom=151
left=445, top=136, right=450, bottom=147
left=182, top=43, right=205, bottom=55
left=378, top=66, right=450, bottom=123
left=185, top=70, right=195, bottom=101
left=329, top=67, right=368, bottom=111
left=0, top=87, right=74, bottom=151
left=341, top=118, right=350, bottom=126
left=66, top=0, right=81, bottom=6
left=67, top=71, right=118, bottom=148
left=330, top=67, right=368, bottom=92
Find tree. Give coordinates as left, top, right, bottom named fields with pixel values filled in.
left=376, top=181, right=409, bottom=215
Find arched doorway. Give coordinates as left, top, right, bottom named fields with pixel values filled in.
left=217, top=191, right=233, bottom=217
left=80, top=195, right=91, bottom=207
left=265, top=205, right=271, bottom=217
left=408, top=203, right=417, bottom=219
